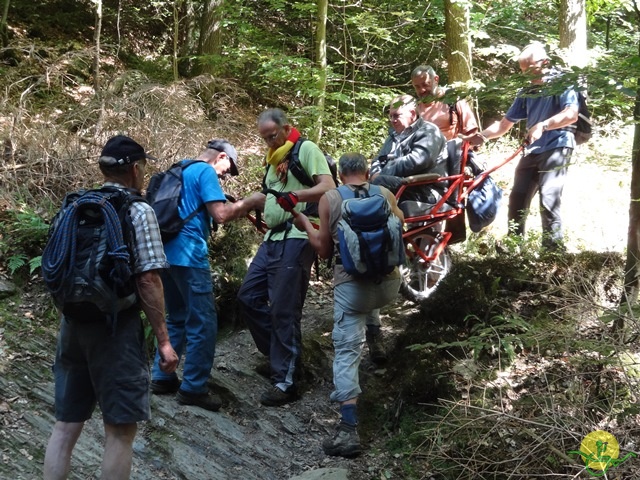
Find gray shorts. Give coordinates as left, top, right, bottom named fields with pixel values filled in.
left=53, top=308, right=150, bottom=424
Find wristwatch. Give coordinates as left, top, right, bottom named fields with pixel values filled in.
left=542, top=122, right=549, bottom=131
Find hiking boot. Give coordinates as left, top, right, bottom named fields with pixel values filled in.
left=150, top=377, right=181, bottom=395
left=176, top=389, right=222, bottom=412
left=322, top=422, right=362, bottom=458
left=260, top=386, right=297, bottom=407
left=366, top=331, right=388, bottom=365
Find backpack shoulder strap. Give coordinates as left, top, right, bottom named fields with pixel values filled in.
left=291, top=137, right=306, bottom=159
left=176, top=159, right=208, bottom=220
left=337, top=184, right=351, bottom=200
left=181, top=159, right=204, bottom=170
left=448, top=102, right=457, bottom=125
left=367, top=183, right=382, bottom=196
left=337, top=184, right=371, bottom=200
left=262, top=164, right=270, bottom=192
left=288, top=138, right=314, bottom=187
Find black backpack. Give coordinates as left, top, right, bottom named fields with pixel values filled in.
left=146, top=160, right=206, bottom=242
left=287, top=138, right=339, bottom=189
left=264, top=138, right=339, bottom=218
left=42, top=187, right=144, bottom=328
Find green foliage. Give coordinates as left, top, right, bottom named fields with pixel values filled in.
left=0, top=208, right=49, bottom=278
left=117, top=51, right=175, bottom=83
left=7, top=0, right=639, bottom=147
left=373, top=249, right=640, bottom=479
left=7, top=254, right=42, bottom=276
left=410, top=313, right=531, bottom=368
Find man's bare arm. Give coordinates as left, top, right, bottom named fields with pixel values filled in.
left=135, top=270, right=178, bottom=373
left=206, top=192, right=266, bottom=224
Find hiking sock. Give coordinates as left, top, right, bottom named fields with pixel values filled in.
left=340, top=403, right=358, bottom=426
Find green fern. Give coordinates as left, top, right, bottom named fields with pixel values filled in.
left=29, top=256, right=42, bottom=274
left=8, top=254, right=27, bottom=275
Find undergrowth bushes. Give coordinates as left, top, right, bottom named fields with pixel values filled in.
left=0, top=45, right=266, bottom=305
left=369, top=248, right=640, bottom=479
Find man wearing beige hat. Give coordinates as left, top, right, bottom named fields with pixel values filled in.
left=150, top=139, right=265, bottom=411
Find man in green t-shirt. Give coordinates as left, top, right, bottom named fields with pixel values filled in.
left=238, top=108, right=334, bottom=406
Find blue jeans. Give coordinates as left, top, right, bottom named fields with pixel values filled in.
left=237, top=239, right=314, bottom=392
left=151, top=266, right=217, bottom=394
left=330, top=276, right=401, bottom=403
left=508, top=147, right=572, bottom=247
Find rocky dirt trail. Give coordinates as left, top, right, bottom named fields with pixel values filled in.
left=0, top=279, right=409, bottom=480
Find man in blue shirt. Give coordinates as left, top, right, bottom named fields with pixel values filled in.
left=150, top=139, right=265, bottom=411
left=462, top=43, right=579, bottom=251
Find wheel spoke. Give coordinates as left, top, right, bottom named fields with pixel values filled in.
left=400, top=232, right=451, bottom=302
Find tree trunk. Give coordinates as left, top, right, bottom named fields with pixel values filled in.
left=618, top=7, right=640, bottom=335
left=0, top=0, right=10, bottom=47
left=173, top=0, right=181, bottom=81
left=197, top=0, right=223, bottom=76
left=559, top=0, right=587, bottom=67
left=310, top=0, right=328, bottom=144
left=93, top=0, right=102, bottom=93
left=444, top=0, right=472, bottom=83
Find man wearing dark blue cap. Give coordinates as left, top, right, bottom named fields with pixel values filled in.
left=150, top=139, right=265, bottom=411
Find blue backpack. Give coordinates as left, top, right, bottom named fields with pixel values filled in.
left=465, top=157, right=503, bottom=233
left=336, top=184, right=405, bottom=277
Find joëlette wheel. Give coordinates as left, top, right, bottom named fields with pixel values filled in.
left=400, top=231, right=451, bottom=303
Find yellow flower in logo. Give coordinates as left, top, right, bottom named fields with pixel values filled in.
left=568, top=430, right=636, bottom=476
left=579, top=430, right=619, bottom=471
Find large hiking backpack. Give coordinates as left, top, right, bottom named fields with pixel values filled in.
left=264, top=138, right=339, bottom=218
left=146, top=159, right=206, bottom=242
left=336, top=184, right=405, bottom=277
left=41, top=187, right=143, bottom=324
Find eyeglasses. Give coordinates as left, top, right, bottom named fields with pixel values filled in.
left=262, top=128, right=282, bottom=144
left=389, top=111, right=409, bottom=121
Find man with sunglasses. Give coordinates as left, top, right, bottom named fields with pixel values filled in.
left=462, top=43, right=579, bottom=252
left=238, top=108, right=334, bottom=406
